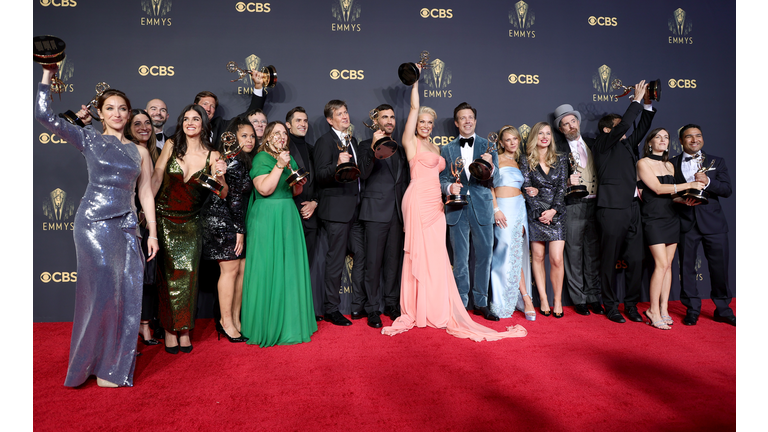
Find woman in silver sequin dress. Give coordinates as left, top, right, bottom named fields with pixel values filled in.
left=521, top=122, right=568, bottom=318
left=35, top=64, right=159, bottom=388
left=201, top=118, right=256, bottom=343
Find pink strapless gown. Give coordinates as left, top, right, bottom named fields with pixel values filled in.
left=381, top=149, right=527, bottom=341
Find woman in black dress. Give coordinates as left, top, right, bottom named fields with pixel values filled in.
left=201, top=118, right=256, bottom=342
left=521, top=122, right=568, bottom=318
left=636, top=128, right=704, bottom=330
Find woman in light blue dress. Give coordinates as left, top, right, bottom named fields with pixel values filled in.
left=490, top=126, right=534, bottom=320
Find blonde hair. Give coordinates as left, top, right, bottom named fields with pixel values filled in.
left=526, top=121, right=558, bottom=170
left=418, top=106, right=436, bottom=122
left=497, top=125, right=523, bottom=161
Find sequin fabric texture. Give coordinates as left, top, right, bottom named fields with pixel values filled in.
left=155, top=153, right=212, bottom=331
left=202, top=157, right=253, bottom=260
left=521, top=153, right=568, bottom=242
left=35, top=83, right=143, bottom=387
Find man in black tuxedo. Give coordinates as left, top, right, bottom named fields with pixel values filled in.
left=313, top=100, right=365, bottom=327
left=356, top=104, right=409, bottom=327
left=146, top=98, right=170, bottom=149
left=592, top=80, right=655, bottom=324
left=671, top=124, right=735, bottom=326
left=285, top=106, right=322, bottom=321
left=553, top=104, right=603, bottom=316
left=193, top=70, right=266, bottom=149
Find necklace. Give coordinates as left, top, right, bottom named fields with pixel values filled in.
left=502, top=153, right=516, bottom=161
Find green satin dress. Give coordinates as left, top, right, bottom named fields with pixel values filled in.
left=156, top=153, right=212, bottom=331
left=241, top=151, right=317, bottom=346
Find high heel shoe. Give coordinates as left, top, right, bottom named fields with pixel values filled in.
left=164, top=344, right=179, bottom=354
left=552, top=310, right=564, bottom=319
left=644, top=311, right=671, bottom=330
left=539, top=308, right=551, bottom=317
left=139, top=322, right=160, bottom=345
left=661, top=315, right=674, bottom=325
left=524, top=310, right=536, bottom=321
left=179, top=344, right=193, bottom=353
left=216, top=322, right=248, bottom=343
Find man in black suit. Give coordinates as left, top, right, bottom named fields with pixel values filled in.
left=313, top=100, right=365, bottom=327
left=285, top=106, right=322, bottom=321
left=553, top=104, right=603, bottom=316
left=671, top=124, right=735, bottom=326
left=593, top=80, right=655, bottom=324
left=193, top=70, right=266, bottom=149
left=146, top=98, right=170, bottom=149
left=356, top=104, right=409, bottom=327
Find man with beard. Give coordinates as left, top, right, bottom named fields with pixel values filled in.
left=671, top=124, right=735, bottom=326
left=355, top=105, right=409, bottom=327
left=146, top=98, right=170, bottom=149
left=553, top=104, right=603, bottom=316
left=285, top=107, right=322, bottom=321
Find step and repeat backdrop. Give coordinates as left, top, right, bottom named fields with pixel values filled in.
left=33, top=0, right=736, bottom=321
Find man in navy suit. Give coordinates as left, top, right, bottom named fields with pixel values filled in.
left=671, top=124, right=735, bottom=326
left=439, top=102, right=500, bottom=321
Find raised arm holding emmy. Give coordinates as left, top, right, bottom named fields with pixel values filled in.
left=382, top=63, right=526, bottom=341
left=35, top=60, right=158, bottom=388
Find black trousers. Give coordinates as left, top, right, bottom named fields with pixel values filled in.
left=678, top=224, right=733, bottom=317
left=320, top=211, right=365, bottom=314
left=596, top=201, right=643, bottom=314
left=357, top=217, right=405, bottom=313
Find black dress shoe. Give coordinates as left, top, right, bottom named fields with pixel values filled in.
left=324, top=311, right=352, bottom=326
left=713, top=314, right=736, bottom=326
left=383, top=306, right=401, bottom=320
left=473, top=306, right=500, bottom=321
left=682, top=312, right=699, bottom=326
left=179, top=344, right=193, bottom=354
left=624, top=307, right=643, bottom=322
left=588, top=302, right=605, bottom=315
left=351, top=310, right=366, bottom=320
left=574, top=304, right=591, bottom=316
left=367, top=312, right=383, bottom=328
left=315, top=315, right=324, bottom=322
left=607, top=311, right=626, bottom=323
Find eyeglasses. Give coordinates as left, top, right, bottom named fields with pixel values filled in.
left=252, top=119, right=267, bottom=125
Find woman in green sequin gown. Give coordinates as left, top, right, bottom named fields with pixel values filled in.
left=241, top=121, right=317, bottom=347
left=152, top=104, right=228, bottom=353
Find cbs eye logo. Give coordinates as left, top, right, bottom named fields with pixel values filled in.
left=588, top=16, right=618, bottom=26
left=330, top=69, right=365, bottom=80
left=40, top=0, right=77, bottom=6
left=668, top=79, right=697, bottom=89
left=235, top=2, right=271, bottom=12
left=139, top=65, right=175, bottom=76
left=508, top=74, right=540, bottom=84
left=420, top=8, right=453, bottom=18
left=39, top=133, right=68, bottom=144
left=40, top=272, right=77, bottom=283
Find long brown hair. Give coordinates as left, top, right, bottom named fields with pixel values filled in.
left=643, top=127, right=670, bottom=162
left=126, top=109, right=158, bottom=164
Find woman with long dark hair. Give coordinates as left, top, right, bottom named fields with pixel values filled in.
left=35, top=64, right=158, bottom=387
left=636, top=128, right=704, bottom=329
left=151, top=104, right=227, bottom=354
left=201, top=117, right=257, bottom=343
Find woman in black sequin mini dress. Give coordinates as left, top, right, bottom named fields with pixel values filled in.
left=521, top=122, right=568, bottom=318
left=202, top=118, right=256, bottom=342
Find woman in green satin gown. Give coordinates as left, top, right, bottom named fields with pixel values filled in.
left=241, top=121, right=317, bottom=346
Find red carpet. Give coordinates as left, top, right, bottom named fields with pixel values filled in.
left=33, top=300, right=735, bottom=432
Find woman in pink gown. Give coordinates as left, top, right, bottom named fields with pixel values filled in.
left=381, top=68, right=526, bottom=341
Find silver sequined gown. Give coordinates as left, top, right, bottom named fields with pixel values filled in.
left=35, top=83, right=143, bottom=387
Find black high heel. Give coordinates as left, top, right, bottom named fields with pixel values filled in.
left=216, top=321, right=248, bottom=343
left=139, top=322, right=160, bottom=345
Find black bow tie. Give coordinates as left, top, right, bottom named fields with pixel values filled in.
left=156, top=133, right=164, bottom=141
left=684, top=153, right=701, bottom=162
left=460, top=137, right=474, bottom=148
